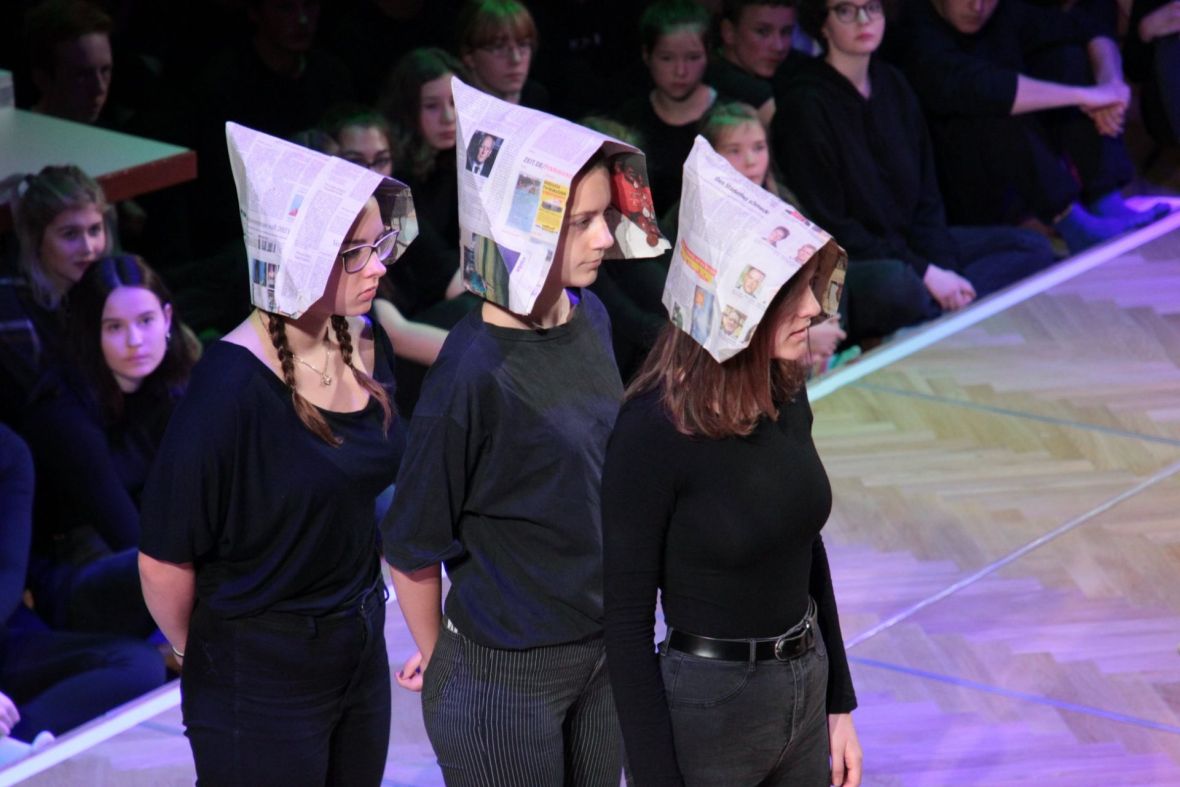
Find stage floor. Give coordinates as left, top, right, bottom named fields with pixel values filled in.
left=7, top=209, right=1180, bottom=786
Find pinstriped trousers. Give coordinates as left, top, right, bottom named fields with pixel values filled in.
left=422, top=621, right=623, bottom=786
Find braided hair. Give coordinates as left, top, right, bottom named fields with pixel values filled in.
left=265, top=312, right=393, bottom=447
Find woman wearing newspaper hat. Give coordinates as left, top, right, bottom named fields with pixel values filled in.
left=381, top=80, right=669, bottom=786
left=137, top=124, right=417, bottom=786
left=601, top=137, right=863, bottom=787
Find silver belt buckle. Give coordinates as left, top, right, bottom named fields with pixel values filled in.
left=773, top=620, right=810, bottom=661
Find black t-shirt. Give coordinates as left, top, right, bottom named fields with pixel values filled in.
left=381, top=290, right=623, bottom=649
left=140, top=320, right=404, bottom=619
left=613, top=94, right=709, bottom=217
left=602, top=386, right=857, bottom=785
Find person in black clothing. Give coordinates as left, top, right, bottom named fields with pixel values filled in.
left=0, top=425, right=164, bottom=745
left=602, top=249, right=861, bottom=786
left=381, top=130, right=657, bottom=782
left=776, top=0, right=1057, bottom=343
left=379, top=49, right=478, bottom=328
left=708, top=0, right=805, bottom=125
left=1124, top=0, right=1180, bottom=146
left=614, top=0, right=718, bottom=217
left=22, top=255, right=196, bottom=637
left=1, top=165, right=112, bottom=427
left=23, top=0, right=113, bottom=125
left=457, top=0, right=550, bottom=110
left=890, top=0, right=1168, bottom=252
left=139, top=131, right=414, bottom=785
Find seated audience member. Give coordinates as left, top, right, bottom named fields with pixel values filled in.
left=690, top=102, right=847, bottom=367
left=776, top=0, right=1056, bottom=345
left=614, top=0, right=718, bottom=216
left=0, top=426, right=164, bottom=743
left=892, top=0, right=1169, bottom=252
left=379, top=49, right=481, bottom=328
left=23, top=0, right=113, bottom=125
left=193, top=0, right=356, bottom=253
left=708, top=0, right=805, bottom=126
left=22, top=255, right=195, bottom=637
left=1124, top=0, right=1180, bottom=146
left=457, top=0, right=550, bottom=110
left=1, top=166, right=113, bottom=428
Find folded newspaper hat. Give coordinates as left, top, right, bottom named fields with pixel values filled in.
left=663, top=136, right=846, bottom=363
left=226, top=122, right=418, bottom=319
left=452, top=77, right=670, bottom=315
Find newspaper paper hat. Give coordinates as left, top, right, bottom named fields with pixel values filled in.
left=226, top=122, right=418, bottom=319
left=663, top=136, right=846, bottom=363
left=452, top=77, right=670, bottom=314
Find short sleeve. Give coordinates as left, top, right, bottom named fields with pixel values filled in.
left=139, top=352, right=239, bottom=564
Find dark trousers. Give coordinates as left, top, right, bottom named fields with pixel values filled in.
left=658, top=622, right=830, bottom=786
left=0, top=625, right=165, bottom=742
left=1143, top=35, right=1180, bottom=146
left=422, top=622, right=622, bottom=786
left=28, top=545, right=155, bottom=637
left=843, top=225, right=1056, bottom=343
left=181, top=589, right=391, bottom=787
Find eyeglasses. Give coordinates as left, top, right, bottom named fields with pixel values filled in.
left=478, top=38, right=534, bottom=59
left=342, top=153, right=393, bottom=174
left=828, top=0, right=884, bottom=23
left=339, top=228, right=399, bottom=273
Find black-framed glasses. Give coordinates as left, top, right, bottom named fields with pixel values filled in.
left=340, top=228, right=399, bottom=273
left=342, top=153, right=394, bottom=174
left=828, top=0, right=883, bottom=23
left=479, top=38, right=534, bottom=59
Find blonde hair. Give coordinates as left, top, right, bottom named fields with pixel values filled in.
left=10, top=165, right=113, bottom=309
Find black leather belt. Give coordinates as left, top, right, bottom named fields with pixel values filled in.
left=665, top=603, right=817, bottom=662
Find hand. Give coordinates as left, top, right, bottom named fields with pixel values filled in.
left=1085, top=103, right=1126, bottom=137
left=923, top=265, right=976, bottom=311
left=828, top=713, right=863, bottom=787
left=807, top=316, right=847, bottom=368
left=0, top=691, right=20, bottom=737
left=1140, top=1, right=1180, bottom=41
left=395, top=650, right=426, bottom=692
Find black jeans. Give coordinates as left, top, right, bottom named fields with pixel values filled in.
left=181, top=587, right=391, bottom=787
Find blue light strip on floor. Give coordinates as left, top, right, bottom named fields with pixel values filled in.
left=850, top=655, right=1180, bottom=736
left=808, top=207, right=1180, bottom=403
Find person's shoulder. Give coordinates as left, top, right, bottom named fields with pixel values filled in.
left=183, top=342, right=270, bottom=411
left=612, top=386, right=681, bottom=450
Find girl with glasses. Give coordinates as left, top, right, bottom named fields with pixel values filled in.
left=139, top=133, right=415, bottom=784
left=457, top=0, right=550, bottom=109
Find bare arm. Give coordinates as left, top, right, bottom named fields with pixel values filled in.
left=444, top=267, right=467, bottom=301
left=389, top=563, right=443, bottom=691
left=1139, top=1, right=1180, bottom=41
left=372, top=298, right=447, bottom=366
left=139, top=552, right=196, bottom=657
left=1011, top=75, right=1124, bottom=114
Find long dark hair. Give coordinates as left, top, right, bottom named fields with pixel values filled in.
left=69, top=255, right=197, bottom=425
left=379, top=47, right=469, bottom=182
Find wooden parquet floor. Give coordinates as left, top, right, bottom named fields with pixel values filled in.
left=9, top=220, right=1180, bottom=786
left=815, top=224, right=1180, bottom=785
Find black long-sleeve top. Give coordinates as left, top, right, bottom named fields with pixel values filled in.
left=893, top=0, right=1105, bottom=119
left=775, top=57, right=958, bottom=275
left=602, top=386, right=857, bottom=786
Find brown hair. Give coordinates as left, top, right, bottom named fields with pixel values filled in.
left=69, top=254, right=197, bottom=425
left=457, top=0, right=538, bottom=53
left=379, top=47, right=470, bottom=181
left=10, top=164, right=113, bottom=309
left=264, top=313, right=394, bottom=447
left=24, top=0, right=112, bottom=76
left=627, top=273, right=810, bottom=438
